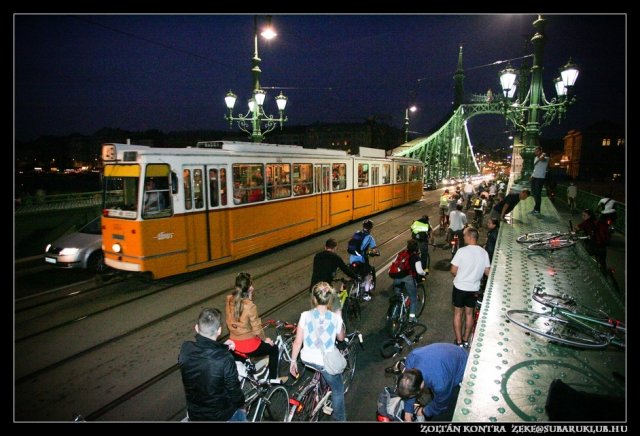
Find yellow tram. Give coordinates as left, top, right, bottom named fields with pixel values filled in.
left=101, top=141, right=423, bottom=278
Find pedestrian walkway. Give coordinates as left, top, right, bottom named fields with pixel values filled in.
left=453, top=196, right=625, bottom=422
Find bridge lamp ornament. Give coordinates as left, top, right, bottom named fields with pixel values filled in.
left=223, top=16, right=288, bottom=143
left=498, top=58, right=579, bottom=131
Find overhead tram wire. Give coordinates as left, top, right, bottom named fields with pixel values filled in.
left=72, top=16, right=237, bottom=70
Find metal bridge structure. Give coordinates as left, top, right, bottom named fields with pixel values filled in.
left=391, top=46, right=527, bottom=182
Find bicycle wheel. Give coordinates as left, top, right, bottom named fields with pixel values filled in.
left=532, top=290, right=577, bottom=310
left=342, top=342, right=358, bottom=393
left=527, top=239, right=575, bottom=251
left=278, top=336, right=305, bottom=386
left=385, top=301, right=403, bottom=337
left=516, top=232, right=557, bottom=243
left=380, top=338, right=402, bottom=359
left=290, top=383, right=321, bottom=422
left=341, top=296, right=361, bottom=333
left=506, top=310, right=608, bottom=349
left=256, top=385, right=290, bottom=422
left=415, top=282, right=426, bottom=317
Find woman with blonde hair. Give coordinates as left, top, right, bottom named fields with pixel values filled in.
left=226, top=272, right=281, bottom=384
left=290, top=282, right=347, bottom=421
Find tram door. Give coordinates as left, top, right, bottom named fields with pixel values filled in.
left=206, top=165, right=230, bottom=261
left=183, top=166, right=210, bottom=266
left=371, top=164, right=380, bottom=212
left=314, top=164, right=331, bottom=228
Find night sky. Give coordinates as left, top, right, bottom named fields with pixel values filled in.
left=14, top=14, right=625, bottom=149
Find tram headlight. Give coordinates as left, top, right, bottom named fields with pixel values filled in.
left=112, top=243, right=122, bottom=253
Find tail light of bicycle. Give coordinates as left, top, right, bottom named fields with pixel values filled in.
left=376, top=413, right=392, bottom=422
left=288, top=397, right=302, bottom=412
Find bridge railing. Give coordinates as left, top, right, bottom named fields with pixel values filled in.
left=555, top=184, right=625, bottom=234
left=15, top=191, right=102, bottom=215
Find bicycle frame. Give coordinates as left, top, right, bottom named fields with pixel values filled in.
left=507, top=288, right=625, bottom=349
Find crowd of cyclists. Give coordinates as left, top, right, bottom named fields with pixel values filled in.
left=176, top=175, right=619, bottom=422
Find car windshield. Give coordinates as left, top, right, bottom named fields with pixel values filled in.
left=79, top=217, right=102, bottom=235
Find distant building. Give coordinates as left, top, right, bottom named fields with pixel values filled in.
left=562, top=121, right=625, bottom=181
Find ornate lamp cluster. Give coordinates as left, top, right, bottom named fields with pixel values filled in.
left=224, top=16, right=288, bottom=143
left=498, top=58, right=579, bottom=131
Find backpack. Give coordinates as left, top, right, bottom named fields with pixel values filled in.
left=347, top=231, right=365, bottom=255
left=388, top=250, right=412, bottom=278
left=473, top=197, right=482, bottom=208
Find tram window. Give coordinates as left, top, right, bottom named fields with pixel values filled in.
left=142, top=164, right=171, bottom=219
left=220, top=168, right=227, bottom=206
left=332, top=163, right=347, bottom=191
left=184, top=169, right=192, bottom=210
left=357, top=163, right=369, bottom=187
left=382, top=164, right=391, bottom=184
left=209, top=168, right=219, bottom=207
left=322, top=166, right=331, bottom=192
left=104, top=175, right=138, bottom=216
left=266, top=163, right=291, bottom=200
left=171, top=171, right=178, bottom=194
left=371, top=165, right=379, bottom=186
left=293, top=163, right=313, bottom=196
left=193, top=169, right=204, bottom=209
left=408, top=165, right=421, bottom=181
left=233, top=164, right=264, bottom=204
left=396, top=165, right=407, bottom=182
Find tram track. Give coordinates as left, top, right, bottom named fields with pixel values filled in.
left=15, top=203, right=416, bottom=383
left=14, top=199, right=433, bottom=420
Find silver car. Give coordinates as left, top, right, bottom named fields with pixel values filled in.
left=44, top=217, right=105, bottom=272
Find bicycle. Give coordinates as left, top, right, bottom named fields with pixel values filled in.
left=461, top=289, right=484, bottom=350
left=506, top=286, right=625, bottom=349
left=286, top=330, right=363, bottom=421
left=450, top=228, right=460, bottom=259
left=385, top=279, right=426, bottom=337
left=516, top=221, right=588, bottom=251
left=236, top=360, right=290, bottom=421
left=264, top=319, right=307, bottom=385
left=376, top=358, right=427, bottom=421
left=380, top=321, right=427, bottom=359
left=335, top=277, right=364, bottom=333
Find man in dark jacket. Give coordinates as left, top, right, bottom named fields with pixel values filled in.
left=179, top=308, right=246, bottom=421
left=490, top=189, right=530, bottom=222
left=484, top=218, right=500, bottom=262
left=310, top=238, right=358, bottom=290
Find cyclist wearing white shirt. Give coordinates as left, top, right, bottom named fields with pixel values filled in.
left=450, top=227, right=490, bottom=348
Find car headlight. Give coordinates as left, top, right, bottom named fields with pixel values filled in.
left=59, top=248, right=80, bottom=256
left=45, top=244, right=51, bottom=252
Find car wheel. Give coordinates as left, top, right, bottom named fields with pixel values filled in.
left=87, top=251, right=106, bottom=274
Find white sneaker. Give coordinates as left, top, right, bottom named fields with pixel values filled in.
left=362, top=293, right=372, bottom=301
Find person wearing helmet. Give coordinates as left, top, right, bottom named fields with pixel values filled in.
left=348, top=219, right=380, bottom=301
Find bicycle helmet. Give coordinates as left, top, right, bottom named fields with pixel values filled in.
left=363, top=219, right=374, bottom=231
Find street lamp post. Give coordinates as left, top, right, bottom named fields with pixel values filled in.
left=498, top=15, right=579, bottom=181
left=404, top=105, right=417, bottom=143
left=224, top=16, right=288, bottom=143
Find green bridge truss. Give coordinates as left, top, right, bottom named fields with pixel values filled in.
left=391, top=96, right=523, bottom=182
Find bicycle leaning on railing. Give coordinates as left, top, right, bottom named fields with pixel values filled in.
left=506, top=286, right=625, bottom=349
left=286, top=330, right=364, bottom=421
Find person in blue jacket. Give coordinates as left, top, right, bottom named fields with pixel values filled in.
left=397, top=343, right=468, bottom=421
